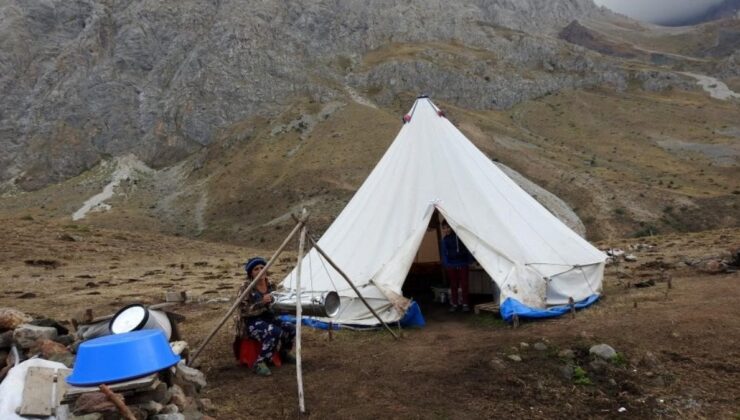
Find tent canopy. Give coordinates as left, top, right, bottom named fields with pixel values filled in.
left=281, top=97, right=605, bottom=325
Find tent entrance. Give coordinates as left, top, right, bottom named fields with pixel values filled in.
left=402, top=210, right=500, bottom=310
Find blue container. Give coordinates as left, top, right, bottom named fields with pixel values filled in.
left=67, top=329, right=180, bottom=386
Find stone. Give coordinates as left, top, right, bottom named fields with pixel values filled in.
left=171, top=341, right=188, bottom=355
left=13, top=324, right=58, bottom=348
left=624, top=254, right=637, bottom=262
left=73, top=392, right=118, bottom=414
left=33, top=338, right=70, bottom=359
left=161, top=404, right=180, bottom=414
left=128, top=382, right=168, bottom=405
left=49, top=352, right=75, bottom=368
left=29, top=318, right=69, bottom=335
left=138, top=401, right=164, bottom=415
left=560, top=364, right=574, bottom=380
left=153, top=414, right=185, bottom=420
left=702, top=259, right=726, bottom=274
left=175, top=361, right=207, bottom=391
left=589, top=359, right=609, bottom=373
left=534, top=342, right=548, bottom=351
left=0, top=331, right=13, bottom=349
left=558, top=349, right=575, bottom=359
left=182, top=408, right=204, bottom=420
left=589, top=344, right=617, bottom=360
left=519, top=342, right=530, bottom=349
left=488, top=358, right=506, bottom=370
left=198, top=398, right=213, bottom=412
left=0, top=308, right=32, bottom=330
left=55, top=334, right=75, bottom=346
left=508, top=354, right=522, bottom=362
left=639, top=351, right=660, bottom=368
left=168, top=384, right=188, bottom=410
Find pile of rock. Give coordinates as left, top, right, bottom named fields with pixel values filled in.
left=64, top=347, right=213, bottom=420
left=0, top=307, right=213, bottom=420
left=0, top=308, right=75, bottom=380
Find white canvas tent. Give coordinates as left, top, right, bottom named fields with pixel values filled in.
left=281, top=97, right=605, bottom=325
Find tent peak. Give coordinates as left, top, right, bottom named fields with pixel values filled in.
left=404, top=96, right=445, bottom=123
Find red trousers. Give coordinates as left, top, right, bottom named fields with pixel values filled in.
left=446, top=266, right=470, bottom=305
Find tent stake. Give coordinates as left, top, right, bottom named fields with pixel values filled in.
left=295, top=221, right=308, bottom=414
left=307, top=235, right=400, bottom=340
left=188, top=218, right=305, bottom=366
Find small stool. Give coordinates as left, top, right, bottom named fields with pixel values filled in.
left=238, top=338, right=281, bottom=368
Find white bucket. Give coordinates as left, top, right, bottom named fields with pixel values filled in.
left=109, top=304, right=172, bottom=340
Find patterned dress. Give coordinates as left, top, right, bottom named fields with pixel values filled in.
left=235, top=281, right=296, bottom=365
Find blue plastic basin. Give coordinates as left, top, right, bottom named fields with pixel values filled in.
left=67, top=329, right=180, bottom=386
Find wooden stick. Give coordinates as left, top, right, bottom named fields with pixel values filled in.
left=189, top=219, right=305, bottom=365
left=512, top=313, right=519, bottom=329
left=295, top=221, right=308, bottom=414
left=98, top=384, right=136, bottom=420
left=568, top=297, right=575, bottom=319
left=307, top=234, right=400, bottom=340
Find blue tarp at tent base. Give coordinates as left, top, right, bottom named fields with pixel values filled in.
left=279, top=300, right=426, bottom=331
left=499, top=294, right=600, bottom=323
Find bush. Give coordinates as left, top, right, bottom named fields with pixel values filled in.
left=573, top=366, right=592, bottom=385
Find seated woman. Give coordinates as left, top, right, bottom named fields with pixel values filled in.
left=234, top=257, right=296, bottom=376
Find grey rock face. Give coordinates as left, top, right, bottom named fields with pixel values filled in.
left=1, top=0, right=606, bottom=190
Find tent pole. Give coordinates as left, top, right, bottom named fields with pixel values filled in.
left=188, top=218, right=305, bottom=366
left=295, top=214, right=308, bottom=414
left=307, top=234, right=400, bottom=340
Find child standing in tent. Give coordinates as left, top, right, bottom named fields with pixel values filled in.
left=234, top=257, right=296, bottom=376
left=440, top=221, right=472, bottom=312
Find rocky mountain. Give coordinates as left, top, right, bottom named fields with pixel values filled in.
left=2, top=0, right=614, bottom=190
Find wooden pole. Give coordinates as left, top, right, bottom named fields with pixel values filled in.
left=307, top=234, right=400, bottom=340
left=99, top=384, right=136, bottom=420
left=295, top=220, right=308, bottom=414
left=188, top=219, right=305, bottom=365
left=568, top=297, right=576, bottom=319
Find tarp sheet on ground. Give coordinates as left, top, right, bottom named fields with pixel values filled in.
left=280, top=97, right=605, bottom=326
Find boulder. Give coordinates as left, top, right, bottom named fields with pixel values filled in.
left=13, top=324, right=58, bottom=348
left=168, top=384, right=188, bottom=410
left=73, top=392, right=118, bottom=414
left=534, top=342, right=548, bottom=351
left=30, top=318, right=69, bottom=335
left=175, top=361, right=207, bottom=391
left=33, top=338, right=70, bottom=359
left=0, top=308, right=32, bottom=330
left=589, top=344, right=617, bottom=360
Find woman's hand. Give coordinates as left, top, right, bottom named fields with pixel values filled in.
left=262, top=293, right=273, bottom=304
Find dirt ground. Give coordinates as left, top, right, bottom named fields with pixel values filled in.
left=1, top=218, right=738, bottom=419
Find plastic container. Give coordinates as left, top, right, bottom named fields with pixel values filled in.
left=66, top=330, right=180, bottom=386
left=109, top=304, right=172, bottom=340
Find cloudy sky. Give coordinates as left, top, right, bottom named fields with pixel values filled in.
left=593, top=0, right=726, bottom=24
